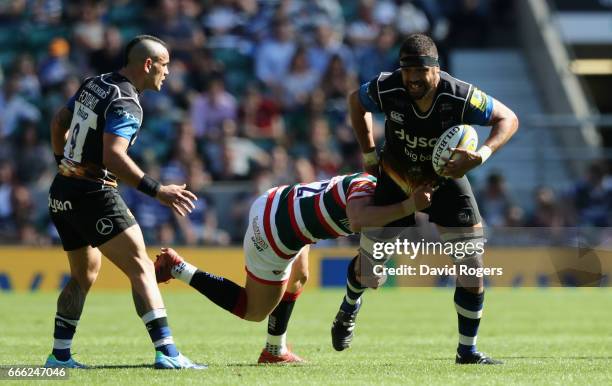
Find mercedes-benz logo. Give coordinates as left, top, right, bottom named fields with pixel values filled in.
left=96, top=218, right=114, bottom=235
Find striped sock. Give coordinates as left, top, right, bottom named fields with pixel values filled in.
left=454, top=286, right=484, bottom=356
left=142, top=309, right=179, bottom=357
left=340, top=257, right=365, bottom=313
left=265, top=334, right=287, bottom=356
left=265, top=291, right=301, bottom=356
left=52, top=314, right=79, bottom=361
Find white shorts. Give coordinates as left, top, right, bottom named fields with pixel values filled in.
left=243, top=191, right=304, bottom=284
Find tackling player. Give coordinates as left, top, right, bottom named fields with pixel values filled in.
left=46, top=35, right=204, bottom=369
left=331, top=33, right=519, bottom=364
left=154, top=173, right=433, bottom=363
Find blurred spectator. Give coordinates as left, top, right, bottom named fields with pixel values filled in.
left=239, top=84, right=285, bottom=141
left=477, top=173, right=512, bottom=227
left=122, top=165, right=175, bottom=245
left=0, top=161, right=19, bottom=241
left=309, top=114, right=341, bottom=178
left=202, top=0, right=247, bottom=51
left=307, top=20, right=354, bottom=76
left=13, top=54, right=42, bottom=100
left=279, top=47, right=320, bottom=110
left=173, top=158, right=229, bottom=246
left=72, top=1, right=106, bottom=54
left=14, top=120, right=54, bottom=185
left=294, top=157, right=317, bottom=183
left=205, top=119, right=270, bottom=180
left=11, top=183, right=43, bottom=245
left=0, top=76, right=41, bottom=138
left=89, top=26, right=124, bottom=74
left=395, top=1, right=431, bottom=36
left=528, top=186, right=566, bottom=228
left=229, top=168, right=275, bottom=242
left=355, top=25, right=398, bottom=83
left=0, top=0, right=28, bottom=25
left=285, top=0, right=344, bottom=39
left=570, top=162, right=612, bottom=227
left=188, top=48, right=225, bottom=92
left=148, top=0, right=205, bottom=62
left=163, top=59, right=192, bottom=110
left=38, top=38, right=76, bottom=90
left=254, top=18, right=296, bottom=90
left=445, top=0, right=492, bottom=47
left=270, top=145, right=293, bottom=186
left=190, top=76, right=237, bottom=139
left=320, top=54, right=357, bottom=123
left=346, top=0, right=380, bottom=52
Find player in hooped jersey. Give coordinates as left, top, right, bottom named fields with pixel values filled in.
left=46, top=35, right=204, bottom=369
left=154, top=173, right=433, bottom=363
left=330, top=34, right=519, bottom=364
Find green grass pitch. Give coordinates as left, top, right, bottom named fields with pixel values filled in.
left=1, top=289, right=611, bottom=385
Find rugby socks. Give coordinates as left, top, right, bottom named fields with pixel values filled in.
left=142, top=309, right=179, bottom=357
left=52, top=314, right=79, bottom=361
left=265, top=291, right=301, bottom=356
left=454, top=286, right=484, bottom=356
left=186, top=269, right=248, bottom=319
left=340, top=256, right=365, bottom=314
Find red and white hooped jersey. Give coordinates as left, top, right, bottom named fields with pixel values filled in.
left=260, top=173, right=376, bottom=258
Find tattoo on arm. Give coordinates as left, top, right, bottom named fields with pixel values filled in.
left=57, top=279, right=86, bottom=320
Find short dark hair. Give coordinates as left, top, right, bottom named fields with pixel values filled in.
left=399, top=33, right=438, bottom=58
left=123, top=35, right=167, bottom=66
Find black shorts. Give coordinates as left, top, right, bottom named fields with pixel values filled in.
left=49, top=174, right=137, bottom=251
left=374, top=169, right=482, bottom=228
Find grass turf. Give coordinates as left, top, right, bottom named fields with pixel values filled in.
left=1, top=288, right=611, bottom=385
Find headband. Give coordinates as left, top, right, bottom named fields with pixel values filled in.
left=399, top=55, right=439, bottom=68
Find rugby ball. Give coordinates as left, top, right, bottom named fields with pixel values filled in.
left=431, top=125, right=478, bottom=175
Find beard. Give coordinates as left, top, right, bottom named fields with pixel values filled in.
left=407, top=81, right=431, bottom=100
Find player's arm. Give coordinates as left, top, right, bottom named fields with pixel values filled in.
left=50, top=107, right=73, bottom=162
left=102, top=134, right=196, bottom=216
left=348, top=83, right=380, bottom=176
left=346, top=185, right=433, bottom=233
left=480, top=98, right=519, bottom=154
left=444, top=91, right=519, bottom=178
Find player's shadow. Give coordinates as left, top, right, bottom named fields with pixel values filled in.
left=226, top=363, right=306, bottom=367
left=430, top=356, right=612, bottom=361
left=89, top=363, right=152, bottom=369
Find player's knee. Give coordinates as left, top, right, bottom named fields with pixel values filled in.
left=126, top=254, right=155, bottom=281
left=293, top=269, right=309, bottom=289
left=73, top=265, right=100, bottom=291
left=74, top=272, right=97, bottom=292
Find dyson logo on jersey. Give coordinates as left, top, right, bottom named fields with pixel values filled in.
left=394, top=129, right=438, bottom=149
left=48, top=196, right=73, bottom=213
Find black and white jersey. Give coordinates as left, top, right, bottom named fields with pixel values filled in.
left=359, top=70, right=494, bottom=185
left=63, top=72, right=142, bottom=177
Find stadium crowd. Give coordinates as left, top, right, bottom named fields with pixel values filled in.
left=0, top=0, right=609, bottom=246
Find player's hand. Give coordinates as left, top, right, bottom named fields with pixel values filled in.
left=156, top=184, right=197, bottom=216
left=441, top=148, right=481, bottom=179
left=411, top=184, right=434, bottom=211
